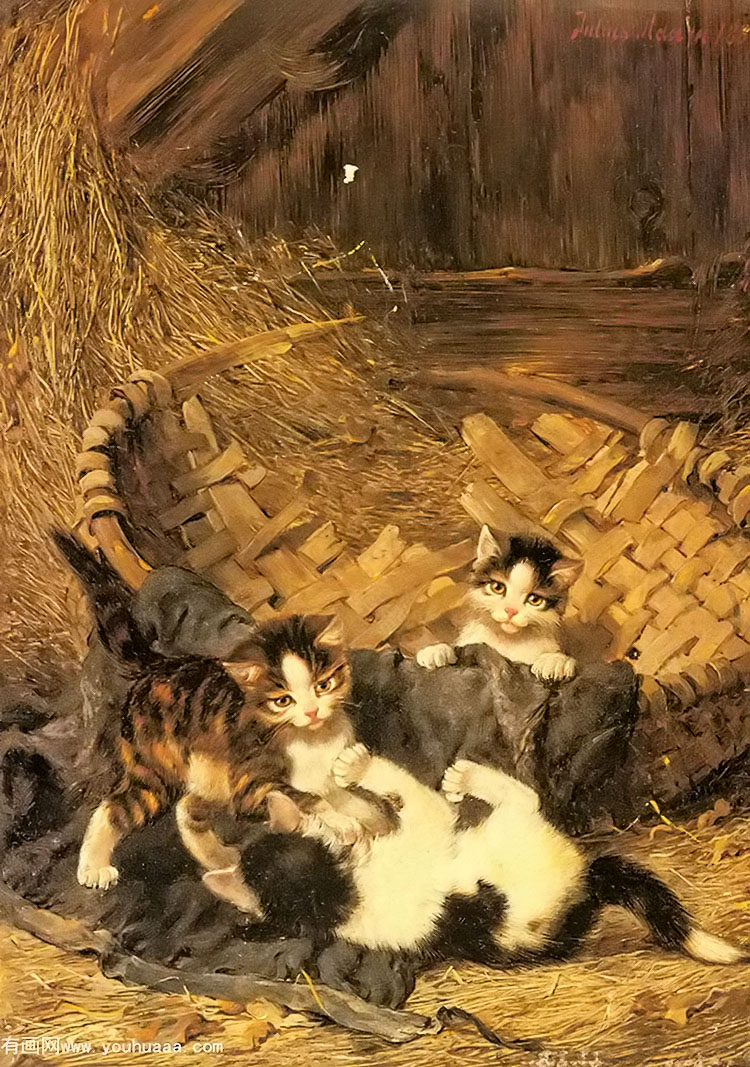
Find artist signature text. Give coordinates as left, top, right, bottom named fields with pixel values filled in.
left=571, top=10, right=750, bottom=46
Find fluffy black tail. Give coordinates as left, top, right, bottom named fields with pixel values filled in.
left=588, top=854, right=745, bottom=964
left=52, top=530, right=149, bottom=664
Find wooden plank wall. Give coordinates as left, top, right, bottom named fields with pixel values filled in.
left=221, top=0, right=750, bottom=270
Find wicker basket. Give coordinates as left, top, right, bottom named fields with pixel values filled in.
left=72, top=325, right=750, bottom=807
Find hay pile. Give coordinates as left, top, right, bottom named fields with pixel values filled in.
left=2, top=811, right=749, bottom=1066
left=0, top=6, right=469, bottom=689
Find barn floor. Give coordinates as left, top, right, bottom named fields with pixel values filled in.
left=2, top=811, right=749, bottom=1067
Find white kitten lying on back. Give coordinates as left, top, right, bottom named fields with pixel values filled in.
left=417, top=526, right=583, bottom=682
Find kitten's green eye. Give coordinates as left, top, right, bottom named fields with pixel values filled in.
left=315, top=676, right=337, bottom=694
left=270, top=694, right=293, bottom=710
left=488, top=580, right=506, bottom=595
left=526, top=593, right=546, bottom=608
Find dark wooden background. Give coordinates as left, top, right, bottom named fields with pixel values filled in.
left=218, top=0, right=750, bottom=270
left=76, top=0, right=750, bottom=271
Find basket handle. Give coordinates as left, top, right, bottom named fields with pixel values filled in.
left=75, top=316, right=362, bottom=587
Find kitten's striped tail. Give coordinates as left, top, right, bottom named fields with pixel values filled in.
left=588, top=854, right=748, bottom=964
left=52, top=530, right=150, bottom=665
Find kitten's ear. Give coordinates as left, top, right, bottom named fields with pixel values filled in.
left=549, top=555, right=584, bottom=589
left=267, top=790, right=303, bottom=834
left=309, top=614, right=344, bottom=648
left=476, top=525, right=507, bottom=561
left=202, top=867, right=254, bottom=910
left=222, top=649, right=265, bottom=686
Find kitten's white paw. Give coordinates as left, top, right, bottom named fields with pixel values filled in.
left=441, top=759, right=474, bottom=804
left=314, top=808, right=368, bottom=845
left=77, top=862, right=119, bottom=890
left=443, top=760, right=541, bottom=811
left=531, top=652, right=577, bottom=683
left=416, top=643, right=457, bottom=670
left=332, top=742, right=371, bottom=788
left=442, top=759, right=496, bottom=803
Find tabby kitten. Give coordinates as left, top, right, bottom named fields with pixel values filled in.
left=54, top=534, right=384, bottom=914
left=223, top=614, right=393, bottom=840
left=417, top=526, right=583, bottom=681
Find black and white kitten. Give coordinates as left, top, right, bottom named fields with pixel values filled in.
left=206, top=744, right=746, bottom=969
left=417, top=526, right=583, bottom=682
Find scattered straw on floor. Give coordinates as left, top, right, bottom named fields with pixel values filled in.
left=2, top=812, right=749, bottom=1067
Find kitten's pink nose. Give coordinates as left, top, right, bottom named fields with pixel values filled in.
left=305, top=707, right=319, bottom=721
left=505, top=606, right=519, bottom=618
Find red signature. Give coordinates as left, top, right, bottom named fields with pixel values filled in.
left=571, top=10, right=750, bottom=46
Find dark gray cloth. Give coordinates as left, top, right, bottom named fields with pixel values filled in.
left=348, top=646, right=639, bottom=832
left=133, top=566, right=257, bottom=660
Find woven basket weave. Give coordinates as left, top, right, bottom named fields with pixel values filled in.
left=72, top=327, right=750, bottom=806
